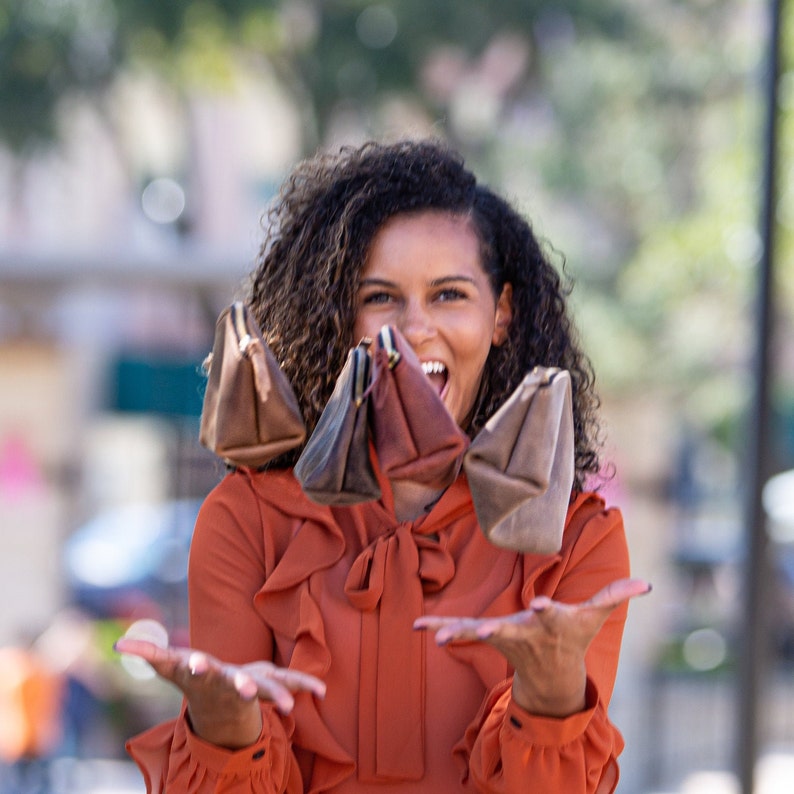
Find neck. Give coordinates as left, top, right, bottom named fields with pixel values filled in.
left=390, top=480, right=444, bottom=522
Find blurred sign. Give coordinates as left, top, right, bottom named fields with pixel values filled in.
left=111, top=356, right=206, bottom=417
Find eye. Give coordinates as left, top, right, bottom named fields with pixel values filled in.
left=436, top=287, right=468, bottom=302
left=360, top=290, right=395, bottom=305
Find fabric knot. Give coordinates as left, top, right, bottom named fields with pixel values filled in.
left=416, top=534, right=455, bottom=593
left=342, top=523, right=453, bottom=782
left=344, top=525, right=455, bottom=607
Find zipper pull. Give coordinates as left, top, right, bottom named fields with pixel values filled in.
left=352, top=346, right=371, bottom=408
left=232, top=302, right=253, bottom=355
left=378, top=325, right=401, bottom=370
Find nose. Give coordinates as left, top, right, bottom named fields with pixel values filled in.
left=399, top=298, right=436, bottom=349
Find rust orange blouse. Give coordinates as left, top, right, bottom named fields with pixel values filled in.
left=127, top=465, right=631, bottom=793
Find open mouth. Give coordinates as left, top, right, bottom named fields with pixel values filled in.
left=420, top=360, right=448, bottom=398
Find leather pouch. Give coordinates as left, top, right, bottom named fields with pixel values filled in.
left=199, top=302, right=306, bottom=468
left=463, top=367, right=574, bottom=554
left=294, top=341, right=382, bottom=505
left=370, top=325, right=469, bottom=490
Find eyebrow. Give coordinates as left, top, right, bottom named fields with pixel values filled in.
left=359, top=275, right=478, bottom=288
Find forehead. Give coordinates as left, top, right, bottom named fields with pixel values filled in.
left=363, top=211, right=484, bottom=277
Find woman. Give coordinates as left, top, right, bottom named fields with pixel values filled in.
left=116, top=139, right=649, bottom=792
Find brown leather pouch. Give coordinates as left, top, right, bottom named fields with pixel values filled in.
left=294, top=341, right=381, bottom=505
left=199, top=302, right=306, bottom=468
left=370, top=325, right=469, bottom=490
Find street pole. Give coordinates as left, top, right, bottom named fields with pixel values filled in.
left=736, top=0, right=783, bottom=791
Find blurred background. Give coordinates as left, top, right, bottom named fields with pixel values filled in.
left=1, top=1, right=793, bottom=792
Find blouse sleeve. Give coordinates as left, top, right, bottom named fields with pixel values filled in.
left=125, top=470, right=304, bottom=793
left=126, top=702, right=302, bottom=794
left=461, top=500, right=631, bottom=794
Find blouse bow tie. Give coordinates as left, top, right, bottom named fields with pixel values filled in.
left=344, top=522, right=455, bottom=782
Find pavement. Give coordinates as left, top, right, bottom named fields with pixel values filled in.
left=641, top=751, right=794, bottom=794
left=7, top=749, right=791, bottom=793
left=19, top=758, right=144, bottom=794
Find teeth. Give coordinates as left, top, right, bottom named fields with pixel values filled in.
left=421, top=361, right=446, bottom=375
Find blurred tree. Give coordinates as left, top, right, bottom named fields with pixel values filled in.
left=0, top=0, right=280, bottom=153
left=1, top=0, right=786, bottom=447
left=0, top=1, right=689, bottom=154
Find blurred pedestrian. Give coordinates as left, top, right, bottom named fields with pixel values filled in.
left=0, top=642, right=63, bottom=793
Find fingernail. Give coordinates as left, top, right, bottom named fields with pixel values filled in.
left=277, top=696, right=295, bottom=715
left=234, top=672, right=257, bottom=699
left=188, top=652, right=205, bottom=676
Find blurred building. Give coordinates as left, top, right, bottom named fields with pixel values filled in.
left=0, top=70, right=303, bottom=646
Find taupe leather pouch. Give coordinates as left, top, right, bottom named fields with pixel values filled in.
left=463, top=367, right=574, bottom=554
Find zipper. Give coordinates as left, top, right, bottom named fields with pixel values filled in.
left=231, top=301, right=253, bottom=356
left=378, top=325, right=401, bottom=370
left=352, top=345, right=371, bottom=407
left=531, top=365, right=561, bottom=386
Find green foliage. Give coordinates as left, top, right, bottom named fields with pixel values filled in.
left=0, top=0, right=280, bottom=151
left=0, top=0, right=115, bottom=150
left=1, top=0, right=787, bottom=456
left=285, top=1, right=641, bottom=129
left=0, top=0, right=668, bottom=152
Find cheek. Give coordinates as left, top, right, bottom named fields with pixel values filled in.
left=353, top=312, right=378, bottom=344
left=453, top=324, right=495, bottom=385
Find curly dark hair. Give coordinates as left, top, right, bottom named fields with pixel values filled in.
left=247, top=139, right=603, bottom=488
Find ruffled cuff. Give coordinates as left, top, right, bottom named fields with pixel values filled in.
left=458, top=677, right=624, bottom=793
left=504, top=677, right=601, bottom=746
left=126, top=702, right=300, bottom=794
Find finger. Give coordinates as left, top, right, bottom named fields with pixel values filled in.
left=114, top=636, right=153, bottom=660
left=584, top=578, right=652, bottom=610
left=239, top=663, right=326, bottom=711
left=474, top=610, right=536, bottom=640
left=229, top=668, right=259, bottom=701
left=413, top=616, right=461, bottom=631
left=181, top=657, right=266, bottom=709
left=246, top=672, right=297, bottom=714
left=178, top=651, right=228, bottom=690
left=114, top=637, right=183, bottom=667
left=259, top=666, right=327, bottom=698
left=429, top=618, right=487, bottom=646
left=188, top=651, right=211, bottom=676
left=416, top=613, right=535, bottom=645
left=528, top=595, right=554, bottom=612
left=182, top=656, right=287, bottom=708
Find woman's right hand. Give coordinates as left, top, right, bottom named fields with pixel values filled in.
left=114, top=629, right=326, bottom=750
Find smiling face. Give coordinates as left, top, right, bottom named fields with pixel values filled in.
left=354, top=211, right=513, bottom=428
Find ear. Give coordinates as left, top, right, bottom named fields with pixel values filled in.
left=491, top=282, right=513, bottom=347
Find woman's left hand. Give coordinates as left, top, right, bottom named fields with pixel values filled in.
left=413, top=577, right=650, bottom=718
